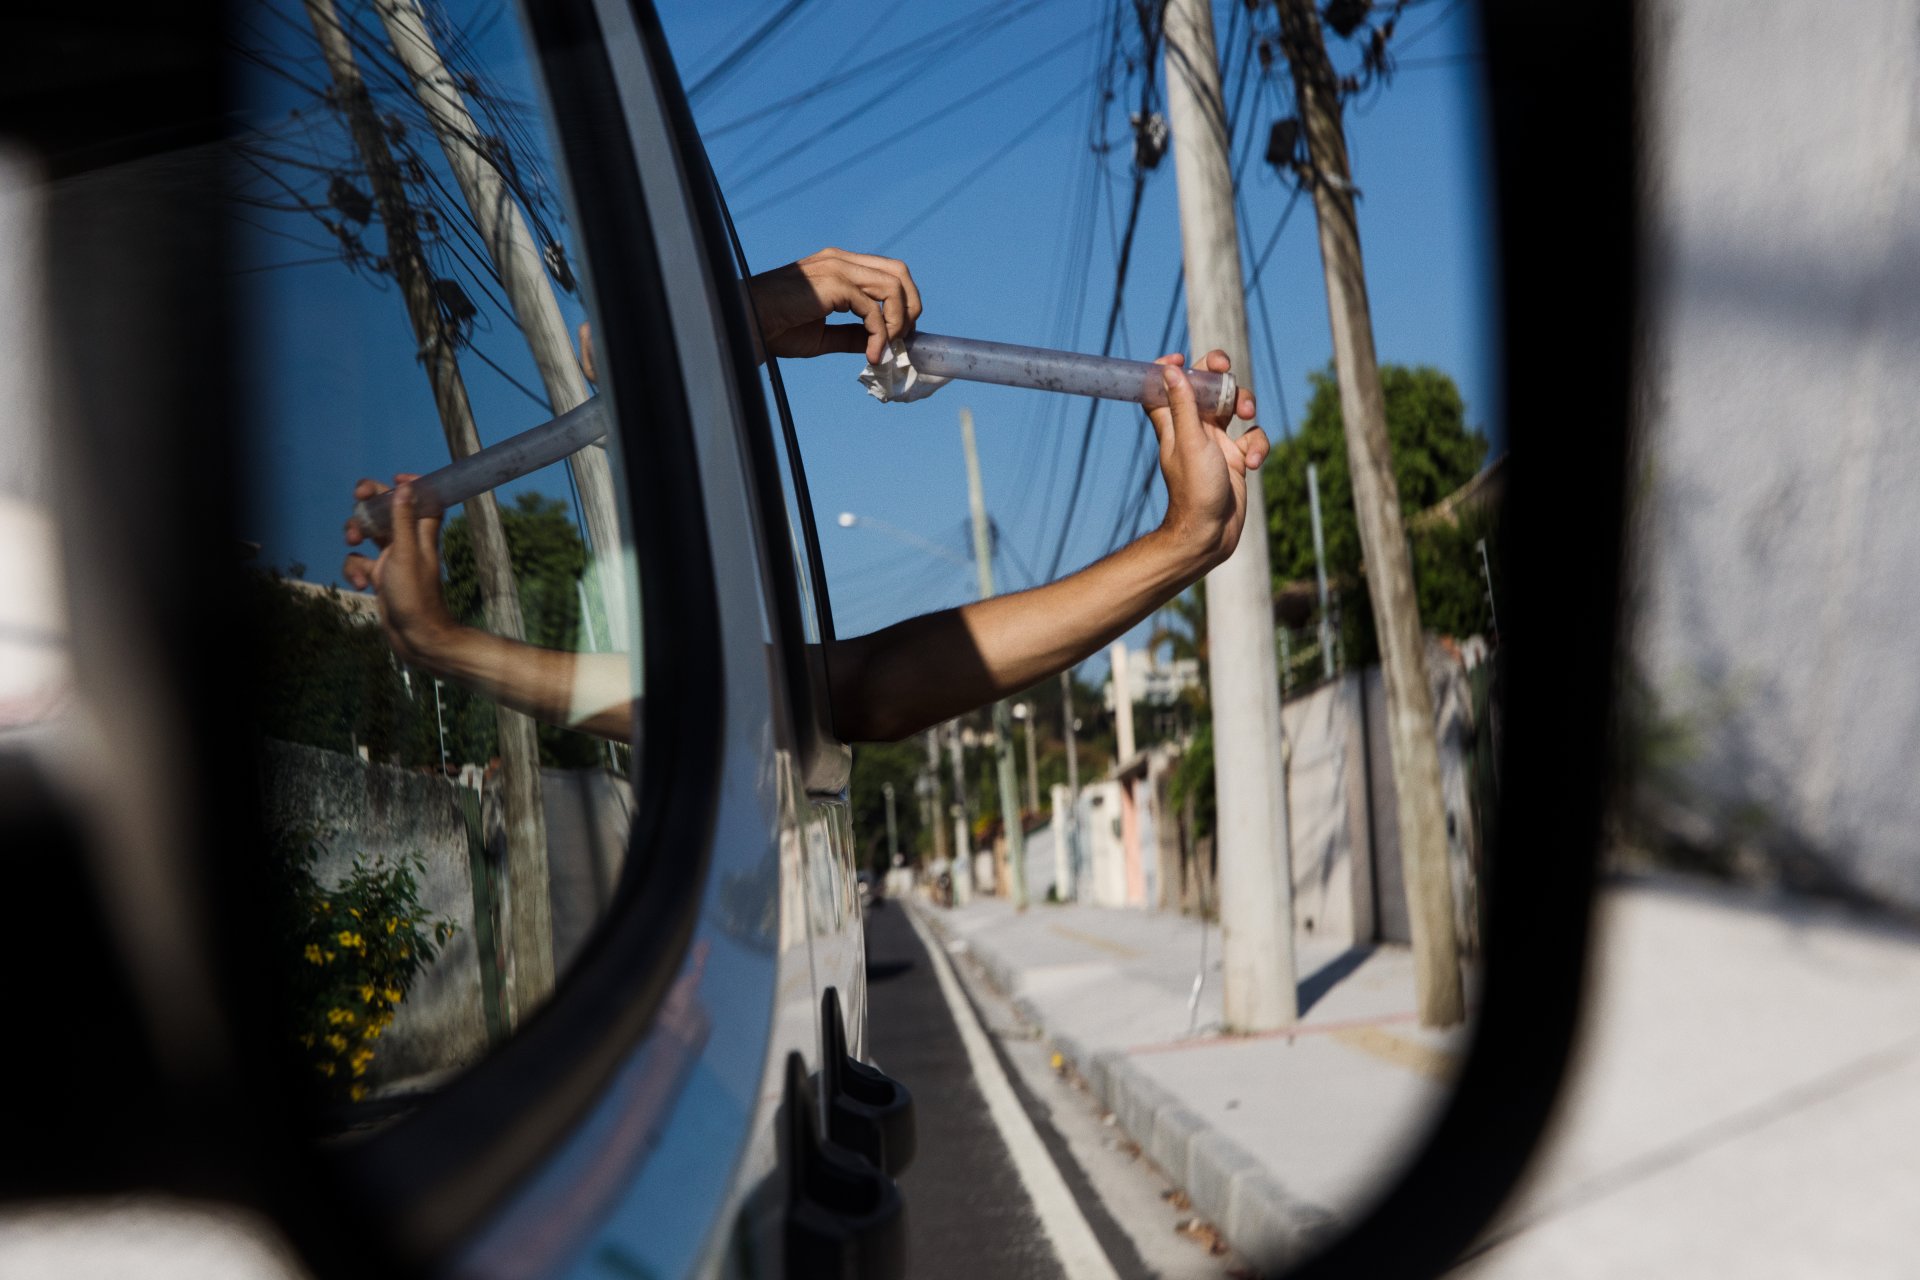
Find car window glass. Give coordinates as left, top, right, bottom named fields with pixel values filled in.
left=231, top=0, right=641, bottom=1130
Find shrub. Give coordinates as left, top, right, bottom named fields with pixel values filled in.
left=271, top=829, right=457, bottom=1104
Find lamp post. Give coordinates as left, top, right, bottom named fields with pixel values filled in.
left=1012, top=701, right=1039, bottom=812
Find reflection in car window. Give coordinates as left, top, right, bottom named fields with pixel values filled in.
left=232, top=0, right=640, bottom=1127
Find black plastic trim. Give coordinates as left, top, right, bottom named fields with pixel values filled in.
left=316, top=0, right=729, bottom=1264
left=1278, top=1, right=1635, bottom=1275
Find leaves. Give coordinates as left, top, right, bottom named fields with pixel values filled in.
left=271, top=827, right=458, bottom=1105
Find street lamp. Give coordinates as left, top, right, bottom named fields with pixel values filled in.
left=1011, top=701, right=1039, bottom=812
left=835, top=511, right=970, bottom=567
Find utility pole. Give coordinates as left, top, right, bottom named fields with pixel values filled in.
left=371, top=0, right=626, bottom=646
left=1017, top=704, right=1040, bottom=812
left=1308, top=462, right=1335, bottom=679
left=1109, top=640, right=1137, bottom=762
left=960, top=407, right=1029, bottom=909
left=925, top=729, right=949, bottom=868
left=1164, top=0, right=1297, bottom=1031
left=947, top=722, right=973, bottom=904
left=1276, top=0, right=1464, bottom=1026
left=883, top=782, right=899, bottom=862
left=304, top=0, right=554, bottom=1023
left=1061, top=670, right=1080, bottom=799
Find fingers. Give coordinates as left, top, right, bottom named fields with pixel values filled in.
left=347, top=476, right=393, bottom=548
left=1161, top=362, right=1200, bottom=453
left=342, top=552, right=377, bottom=591
left=1238, top=425, right=1271, bottom=470
left=578, top=321, right=597, bottom=383
left=813, top=247, right=922, bottom=329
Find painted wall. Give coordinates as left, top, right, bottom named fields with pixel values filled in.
left=1637, top=0, right=1920, bottom=909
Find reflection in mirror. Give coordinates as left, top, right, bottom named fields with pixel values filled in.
left=231, top=0, right=639, bottom=1128
left=667, top=0, right=1498, bottom=1254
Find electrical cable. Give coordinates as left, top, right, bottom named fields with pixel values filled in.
left=876, top=77, right=1092, bottom=252
left=686, top=0, right=821, bottom=103
left=733, top=23, right=1095, bottom=217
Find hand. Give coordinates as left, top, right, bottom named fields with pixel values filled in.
left=1148, top=350, right=1269, bottom=571
left=342, top=474, right=460, bottom=670
left=746, top=247, right=923, bottom=363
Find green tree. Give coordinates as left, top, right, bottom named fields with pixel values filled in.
left=441, top=491, right=602, bottom=768
left=246, top=569, right=437, bottom=765
left=850, top=740, right=928, bottom=875
left=1264, top=364, right=1496, bottom=660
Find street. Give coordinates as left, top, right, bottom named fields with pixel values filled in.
left=864, top=898, right=1250, bottom=1280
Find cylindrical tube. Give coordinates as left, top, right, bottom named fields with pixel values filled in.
left=905, top=331, right=1238, bottom=419
left=349, top=396, right=609, bottom=540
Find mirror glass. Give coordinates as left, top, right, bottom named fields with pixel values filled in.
left=662, top=0, right=1499, bottom=1263
left=230, top=0, right=642, bottom=1129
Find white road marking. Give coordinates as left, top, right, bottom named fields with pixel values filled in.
left=905, top=905, right=1122, bottom=1280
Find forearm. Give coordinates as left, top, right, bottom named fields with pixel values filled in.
left=410, top=624, right=634, bottom=743
left=827, top=527, right=1208, bottom=742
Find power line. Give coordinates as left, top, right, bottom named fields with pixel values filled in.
left=877, top=78, right=1090, bottom=252
left=733, top=22, right=1096, bottom=218
left=687, top=0, right=820, bottom=103
left=704, top=0, right=1050, bottom=140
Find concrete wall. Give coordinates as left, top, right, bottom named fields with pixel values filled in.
left=261, top=740, right=489, bottom=1089
left=1355, top=644, right=1482, bottom=951
left=263, top=742, right=634, bottom=1092
left=1281, top=674, right=1375, bottom=949
left=1635, top=0, right=1920, bottom=911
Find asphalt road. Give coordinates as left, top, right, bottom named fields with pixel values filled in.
left=863, top=898, right=1069, bottom=1280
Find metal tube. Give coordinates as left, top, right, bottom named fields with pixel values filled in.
left=906, top=331, right=1239, bottom=419
left=349, top=396, right=609, bottom=540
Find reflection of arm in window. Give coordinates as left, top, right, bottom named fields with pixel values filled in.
left=826, top=352, right=1267, bottom=744
left=343, top=477, right=632, bottom=742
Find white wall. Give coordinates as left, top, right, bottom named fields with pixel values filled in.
left=1638, top=0, right=1920, bottom=908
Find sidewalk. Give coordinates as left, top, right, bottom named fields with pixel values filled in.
left=912, top=873, right=1920, bottom=1275
left=911, top=896, right=1472, bottom=1271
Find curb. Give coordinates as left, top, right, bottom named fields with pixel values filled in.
left=909, top=901, right=1340, bottom=1272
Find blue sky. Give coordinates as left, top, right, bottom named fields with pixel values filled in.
left=238, top=0, right=1493, bottom=675
left=660, top=0, right=1497, bottom=647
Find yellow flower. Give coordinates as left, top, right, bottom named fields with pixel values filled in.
left=386, top=917, right=399, bottom=935
left=336, top=930, right=356, bottom=947
left=317, top=1061, right=335, bottom=1078
left=399, top=947, right=411, bottom=959
left=349, top=1084, right=367, bottom=1102
left=325, top=1033, right=349, bottom=1053
left=359, top=984, right=376, bottom=1004
left=303, top=944, right=324, bottom=965
left=382, top=987, right=402, bottom=1004
left=298, top=1034, right=315, bottom=1049
left=326, top=1007, right=347, bottom=1025
left=323, top=950, right=337, bottom=963
left=361, top=1024, right=382, bottom=1041
left=348, top=908, right=360, bottom=919
left=318, top=902, right=331, bottom=914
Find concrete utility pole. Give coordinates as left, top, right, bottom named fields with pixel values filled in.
left=947, top=722, right=973, bottom=904
left=882, top=782, right=899, bottom=861
left=960, top=407, right=1029, bottom=908
left=1109, top=640, right=1137, bottom=762
left=925, top=729, right=949, bottom=868
left=1060, top=670, right=1080, bottom=799
left=1276, top=0, right=1464, bottom=1026
left=1016, top=703, right=1040, bottom=811
left=304, top=0, right=554, bottom=1021
left=1163, top=0, right=1298, bottom=1031
left=1308, top=462, right=1335, bottom=679
left=371, top=0, right=626, bottom=645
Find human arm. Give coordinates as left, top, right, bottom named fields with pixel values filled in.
left=578, top=247, right=921, bottom=378
left=825, top=350, right=1268, bottom=743
left=342, top=476, right=634, bottom=742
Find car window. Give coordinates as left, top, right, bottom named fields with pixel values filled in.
left=231, top=0, right=641, bottom=1125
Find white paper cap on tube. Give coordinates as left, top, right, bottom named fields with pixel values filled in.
left=858, top=339, right=952, bottom=404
